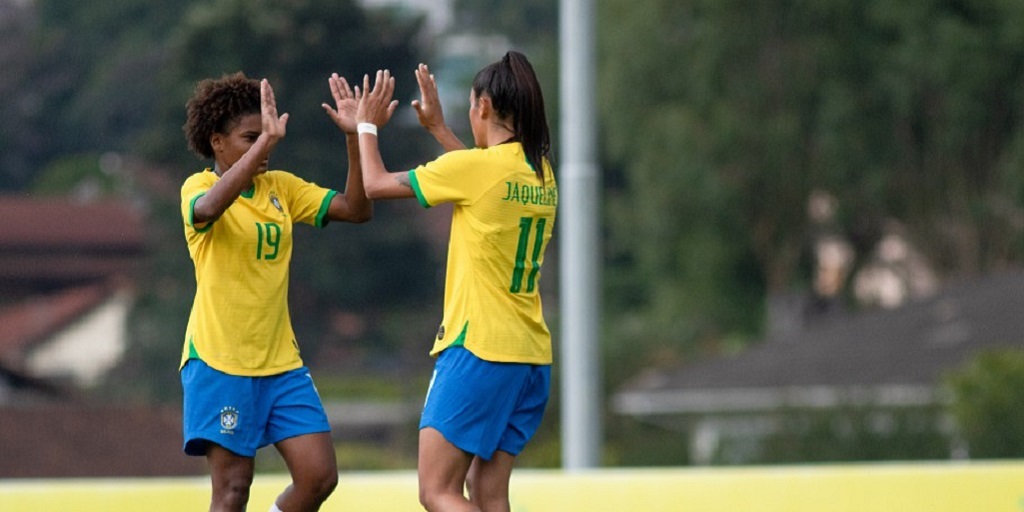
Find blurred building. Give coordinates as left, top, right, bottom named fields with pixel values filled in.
left=0, top=195, right=205, bottom=477
left=613, top=270, right=1024, bottom=464
left=0, top=195, right=145, bottom=399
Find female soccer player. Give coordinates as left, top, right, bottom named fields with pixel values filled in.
left=179, top=72, right=377, bottom=512
left=353, top=51, right=557, bottom=511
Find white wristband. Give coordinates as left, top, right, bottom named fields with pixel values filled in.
left=357, top=123, right=378, bottom=136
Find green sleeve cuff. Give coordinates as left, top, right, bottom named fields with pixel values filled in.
left=189, top=192, right=214, bottom=233
left=315, top=190, right=338, bottom=227
left=408, top=170, right=431, bottom=209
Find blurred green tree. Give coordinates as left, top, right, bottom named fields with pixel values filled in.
left=0, top=0, right=44, bottom=190
left=5, top=0, right=440, bottom=401
left=598, top=0, right=1024, bottom=384
left=947, top=349, right=1024, bottom=458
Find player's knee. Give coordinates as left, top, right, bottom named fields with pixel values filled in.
left=465, top=471, right=490, bottom=502
left=418, top=486, right=433, bottom=510
left=418, top=486, right=445, bottom=511
left=467, top=485, right=506, bottom=511
left=302, top=468, right=338, bottom=503
left=464, top=473, right=478, bottom=501
left=213, top=477, right=252, bottom=509
left=466, top=473, right=510, bottom=510
left=319, top=469, right=339, bottom=498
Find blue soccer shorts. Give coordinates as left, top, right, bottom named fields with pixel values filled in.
left=419, top=346, right=551, bottom=460
left=180, top=359, right=331, bottom=457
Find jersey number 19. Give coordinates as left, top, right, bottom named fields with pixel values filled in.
left=255, top=222, right=282, bottom=260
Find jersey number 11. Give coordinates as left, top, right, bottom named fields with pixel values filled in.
left=510, top=217, right=547, bottom=294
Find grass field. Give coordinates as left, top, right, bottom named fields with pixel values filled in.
left=2, top=462, right=1023, bottom=511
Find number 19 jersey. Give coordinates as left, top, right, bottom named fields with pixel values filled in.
left=179, top=169, right=336, bottom=376
left=409, top=142, right=557, bottom=364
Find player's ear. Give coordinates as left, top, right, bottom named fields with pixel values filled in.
left=210, top=133, right=223, bottom=154
left=477, top=95, right=494, bottom=120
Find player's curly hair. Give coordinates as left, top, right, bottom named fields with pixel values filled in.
left=183, top=72, right=260, bottom=159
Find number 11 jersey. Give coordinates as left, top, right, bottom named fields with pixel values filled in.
left=409, top=142, right=557, bottom=365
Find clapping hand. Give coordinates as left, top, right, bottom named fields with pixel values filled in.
left=356, top=69, right=399, bottom=129
left=412, top=63, right=446, bottom=131
left=322, top=73, right=359, bottom=134
left=261, top=79, right=289, bottom=146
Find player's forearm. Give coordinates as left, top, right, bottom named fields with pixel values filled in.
left=357, top=133, right=414, bottom=199
left=341, top=135, right=373, bottom=220
left=194, top=137, right=271, bottom=222
left=428, top=124, right=465, bottom=152
left=359, top=134, right=389, bottom=199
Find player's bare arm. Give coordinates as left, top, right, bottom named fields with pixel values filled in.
left=355, top=70, right=415, bottom=199
left=323, top=72, right=373, bottom=223
left=395, top=173, right=412, bottom=189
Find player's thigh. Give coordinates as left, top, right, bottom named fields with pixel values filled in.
left=207, top=443, right=255, bottom=490
left=466, top=450, right=515, bottom=502
left=275, top=432, right=337, bottom=482
left=418, top=427, right=474, bottom=494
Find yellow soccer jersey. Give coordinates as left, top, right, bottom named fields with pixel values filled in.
left=409, top=142, right=557, bottom=364
left=179, top=168, right=337, bottom=376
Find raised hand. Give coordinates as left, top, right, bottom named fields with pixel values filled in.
left=355, top=69, right=399, bottom=128
left=260, top=79, right=289, bottom=145
left=321, top=73, right=358, bottom=134
left=412, top=63, right=445, bottom=131
left=410, top=64, right=463, bottom=152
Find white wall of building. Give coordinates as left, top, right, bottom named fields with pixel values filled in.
left=26, top=289, right=132, bottom=387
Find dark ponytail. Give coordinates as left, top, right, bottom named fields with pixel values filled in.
left=473, top=51, right=552, bottom=183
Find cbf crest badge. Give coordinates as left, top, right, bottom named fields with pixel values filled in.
left=269, top=192, right=284, bottom=213
left=220, top=406, right=240, bottom=434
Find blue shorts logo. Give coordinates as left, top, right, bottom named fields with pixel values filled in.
left=220, top=406, right=239, bottom=433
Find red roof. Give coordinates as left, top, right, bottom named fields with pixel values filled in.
left=0, top=195, right=146, bottom=283
left=0, top=282, right=116, bottom=365
left=0, top=194, right=145, bottom=248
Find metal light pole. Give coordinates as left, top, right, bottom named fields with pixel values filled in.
left=559, top=0, right=601, bottom=470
